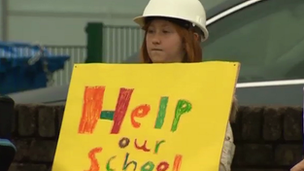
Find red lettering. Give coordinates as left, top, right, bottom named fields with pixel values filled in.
left=156, top=162, right=169, bottom=171
left=78, top=86, right=105, bottom=134
left=110, top=88, right=134, bottom=134
left=134, top=139, right=151, bottom=152
left=173, top=155, right=182, bottom=171
left=131, top=104, right=150, bottom=128
left=84, top=147, right=103, bottom=171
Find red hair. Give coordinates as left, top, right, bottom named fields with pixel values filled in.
left=139, top=18, right=202, bottom=63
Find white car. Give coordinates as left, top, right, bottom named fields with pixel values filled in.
left=7, top=0, right=304, bottom=106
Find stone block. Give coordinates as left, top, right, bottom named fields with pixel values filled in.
left=38, top=107, right=56, bottom=138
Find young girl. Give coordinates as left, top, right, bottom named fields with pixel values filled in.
left=133, top=0, right=238, bottom=170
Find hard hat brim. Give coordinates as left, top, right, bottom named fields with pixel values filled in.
left=133, top=14, right=209, bottom=42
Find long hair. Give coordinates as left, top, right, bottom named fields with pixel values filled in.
left=139, top=18, right=203, bottom=63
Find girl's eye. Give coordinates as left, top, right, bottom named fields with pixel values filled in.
left=163, top=30, right=170, bottom=34
left=147, top=29, right=154, bottom=34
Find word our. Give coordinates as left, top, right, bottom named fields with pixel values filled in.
left=78, top=86, right=192, bottom=134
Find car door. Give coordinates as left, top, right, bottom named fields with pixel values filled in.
left=202, top=0, right=304, bottom=105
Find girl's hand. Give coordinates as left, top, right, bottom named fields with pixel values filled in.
left=291, top=159, right=304, bottom=171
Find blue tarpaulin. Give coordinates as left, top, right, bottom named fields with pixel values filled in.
left=0, top=41, right=70, bottom=94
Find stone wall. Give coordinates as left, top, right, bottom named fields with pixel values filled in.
left=5, top=104, right=304, bottom=171
left=9, top=105, right=64, bottom=171
left=231, top=106, right=303, bottom=171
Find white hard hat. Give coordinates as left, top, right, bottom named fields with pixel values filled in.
left=133, top=0, right=209, bottom=42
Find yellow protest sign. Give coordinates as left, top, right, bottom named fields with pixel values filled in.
left=52, top=61, right=239, bottom=171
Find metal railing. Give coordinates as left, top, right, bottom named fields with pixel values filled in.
left=102, top=26, right=143, bottom=63
left=45, top=45, right=86, bottom=86
left=45, top=25, right=143, bottom=87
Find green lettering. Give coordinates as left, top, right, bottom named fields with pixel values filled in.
left=155, top=97, right=169, bottom=129
left=141, top=161, right=155, bottom=171
left=154, top=140, right=166, bottom=154
left=123, top=153, right=137, bottom=170
left=171, top=100, right=192, bottom=132
left=106, top=156, right=116, bottom=171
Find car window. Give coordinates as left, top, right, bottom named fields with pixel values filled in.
left=203, top=0, right=304, bottom=82
left=201, top=0, right=228, bottom=11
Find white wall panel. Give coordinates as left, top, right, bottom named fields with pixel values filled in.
left=7, top=0, right=149, bottom=45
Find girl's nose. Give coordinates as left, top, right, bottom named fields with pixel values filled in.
left=152, top=34, right=161, bottom=45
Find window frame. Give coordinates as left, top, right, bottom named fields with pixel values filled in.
left=206, top=0, right=263, bottom=26
left=204, top=0, right=304, bottom=82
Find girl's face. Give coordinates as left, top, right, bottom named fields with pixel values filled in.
left=145, top=19, right=185, bottom=63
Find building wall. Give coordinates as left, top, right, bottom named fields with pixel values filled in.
left=0, top=0, right=6, bottom=40
left=0, top=0, right=2, bottom=40
left=4, top=0, right=229, bottom=45
left=7, top=0, right=149, bottom=45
